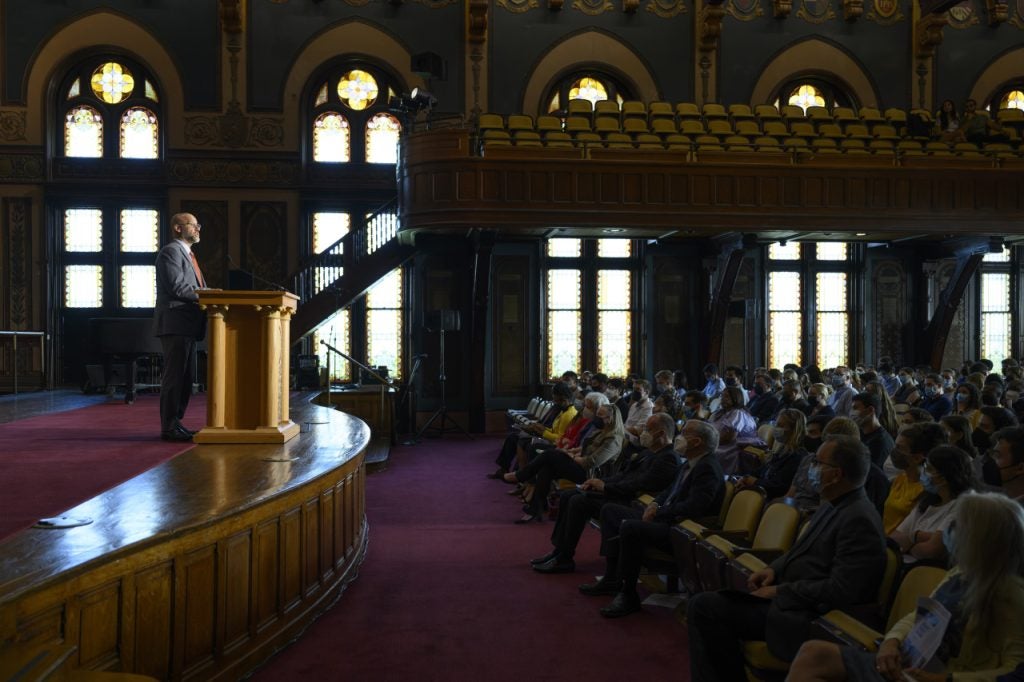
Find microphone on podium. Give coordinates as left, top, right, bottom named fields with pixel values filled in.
left=226, top=254, right=288, bottom=291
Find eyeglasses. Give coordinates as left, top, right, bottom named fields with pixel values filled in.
left=179, top=222, right=201, bottom=229
left=810, top=457, right=839, bottom=468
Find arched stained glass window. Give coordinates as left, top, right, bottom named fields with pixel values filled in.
left=568, top=77, right=608, bottom=107
left=366, top=113, right=401, bottom=164
left=67, top=79, right=80, bottom=99
left=120, top=107, right=158, bottom=159
left=91, top=61, right=135, bottom=104
left=313, top=112, right=350, bottom=162
left=65, top=106, right=103, bottom=158
left=788, top=84, right=826, bottom=113
left=338, top=69, right=379, bottom=111
left=774, top=77, right=852, bottom=113
left=545, top=71, right=632, bottom=115
left=1001, top=90, right=1024, bottom=111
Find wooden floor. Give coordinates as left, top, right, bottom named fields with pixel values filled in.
left=0, top=388, right=109, bottom=424
left=0, top=394, right=371, bottom=681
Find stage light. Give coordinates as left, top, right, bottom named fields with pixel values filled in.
left=410, top=88, right=437, bottom=111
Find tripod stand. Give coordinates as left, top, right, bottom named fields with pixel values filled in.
left=415, top=325, right=473, bottom=440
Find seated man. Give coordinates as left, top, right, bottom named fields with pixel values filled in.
left=851, top=391, right=894, bottom=468
left=960, top=98, right=1008, bottom=144
left=623, top=379, right=654, bottom=449
left=605, top=377, right=630, bottom=420
left=531, top=413, right=680, bottom=574
left=687, top=435, right=887, bottom=681
left=992, top=425, right=1024, bottom=501
left=578, top=419, right=725, bottom=618
left=682, top=390, right=710, bottom=422
left=748, top=373, right=781, bottom=424
left=918, top=372, right=953, bottom=421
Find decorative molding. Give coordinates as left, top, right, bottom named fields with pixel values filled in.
left=3, top=199, right=31, bottom=329
left=549, top=0, right=565, bottom=7
left=184, top=114, right=285, bottom=148
left=699, top=0, right=727, bottom=51
left=0, top=111, right=27, bottom=142
left=797, top=0, right=836, bottom=22
left=496, top=0, right=539, bottom=11
left=218, top=0, right=244, bottom=34
left=647, top=0, right=690, bottom=16
left=915, top=12, right=948, bottom=57
left=946, top=0, right=980, bottom=26
left=866, top=0, right=905, bottom=24
left=774, top=0, right=793, bottom=17
left=167, top=160, right=298, bottom=185
left=726, top=0, right=764, bottom=21
left=468, top=0, right=490, bottom=39
left=180, top=200, right=229, bottom=290
left=0, top=154, right=45, bottom=181
left=241, top=201, right=288, bottom=286
left=985, top=0, right=1009, bottom=23
left=1011, top=0, right=1024, bottom=27
left=412, top=0, right=459, bottom=6
left=572, top=0, right=616, bottom=14
left=624, top=0, right=641, bottom=12
left=843, top=0, right=864, bottom=19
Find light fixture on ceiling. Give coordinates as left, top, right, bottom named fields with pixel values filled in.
left=855, top=232, right=867, bottom=237
left=602, top=228, right=625, bottom=233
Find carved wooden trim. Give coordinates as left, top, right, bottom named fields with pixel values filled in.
left=924, top=252, right=983, bottom=368
left=843, top=0, right=864, bottom=20
left=915, top=12, right=948, bottom=58
left=468, top=0, right=489, bottom=42
left=774, top=0, right=793, bottom=17
left=699, top=0, right=727, bottom=52
left=985, top=0, right=1008, bottom=24
left=219, top=0, right=244, bottom=34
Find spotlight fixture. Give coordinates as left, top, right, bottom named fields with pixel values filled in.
left=602, top=227, right=625, bottom=233
left=409, top=87, right=437, bottom=111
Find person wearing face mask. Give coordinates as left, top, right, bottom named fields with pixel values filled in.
left=681, top=390, right=710, bottom=422
left=723, top=365, right=751, bottom=406
left=940, top=368, right=959, bottom=398
left=652, top=369, right=675, bottom=401
left=882, top=423, right=947, bottom=534
left=851, top=392, right=895, bottom=468
left=916, top=373, right=953, bottom=422
left=748, top=374, right=782, bottom=424
left=709, top=385, right=760, bottom=474
left=992, top=426, right=1024, bottom=501
left=784, top=415, right=834, bottom=513
left=581, top=418, right=724, bottom=618
left=687, top=435, right=887, bottom=680
left=890, top=445, right=976, bottom=564
left=604, top=377, right=630, bottom=420
left=491, top=381, right=575, bottom=479
left=863, top=380, right=901, bottom=439
left=789, top=490, right=1024, bottom=682
left=972, top=406, right=1020, bottom=486
left=531, top=413, right=679, bottom=575
left=702, top=363, right=726, bottom=402
left=877, top=362, right=900, bottom=397
left=893, top=366, right=921, bottom=406
left=623, top=379, right=654, bottom=450
left=805, top=383, right=836, bottom=419
left=589, top=372, right=608, bottom=397
left=736, top=409, right=806, bottom=498
left=771, top=380, right=809, bottom=422
left=827, top=366, right=856, bottom=417
left=506, top=395, right=623, bottom=524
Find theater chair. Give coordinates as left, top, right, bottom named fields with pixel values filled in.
left=670, top=486, right=764, bottom=594
left=739, top=545, right=902, bottom=681
left=693, top=498, right=801, bottom=592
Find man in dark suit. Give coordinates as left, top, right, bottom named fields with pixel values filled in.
left=531, top=412, right=680, bottom=574
left=687, top=434, right=887, bottom=681
left=579, top=419, right=726, bottom=618
left=153, top=213, right=206, bottom=442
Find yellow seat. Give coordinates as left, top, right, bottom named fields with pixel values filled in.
left=806, top=105, right=832, bottom=126
left=755, top=104, right=782, bottom=123
left=507, top=114, right=534, bottom=132
left=664, top=133, right=692, bottom=150
left=754, top=136, right=784, bottom=153
left=544, top=131, right=574, bottom=148
left=729, top=104, right=756, bottom=122
left=594, top=116, right=621, bottom=135
left=621, top=100, right=646, bottom=120
left=623, top=118, right=650, bottom=135
left=513, top=130, right=542, bottom=146
left=869, top=139, right=895, bottom=155
left=725, top=135, right=754, bottom=151
left=676, top=102, right=702, bottom=120
left=536, top=115, right=563, bottom=133
left=574, top=131, right=602, bottom=148
left=707, top=119, right=734, bottom=138
left=564, top=116, right=591, bottom=134
left=604, top=132, right=634, bottom=149
left=635, top=133, right=664, bottom=149
left=896, top=140, right=923, bottom=156
left=858, top=106, right=886, bottom=125
left=735, top=120, right=761, bottom=137
left=648, top=100, right=674, bottom=121
left=884, top=108, right=907, bottom=126
left=703, top=103, right=729, bottom=120
left=840, top=138, right=869, bottom=153
left=789, top=121, right=816, bottom=138
left=871, top=123, right=900, bottom=141
left=781, top=105, right=807, bottom=122
left=926, top=141, right=953, bottom=156
left=818, top=123, right=844, bottom=140
left=832, top=106, right=858, bottom=127
left=566, top=98, right=593, bottom=117
left=593, top=99, right=621, bottom=119
left=680, top=119, right=707, bottom=136
left=762, top=120, right=788, bottom=138
left=651, top=118, right=677, bottom=137
left=478, top=113, right=504, bottom=132
left=845, top=123, right=872, bottom=140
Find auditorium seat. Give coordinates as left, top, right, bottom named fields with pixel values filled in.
left=754, top=104, right=783, bottom=123
left=635, top=133, right=664, bottom=149
left=707, top=119, right=734, bottom=138
left=594, top=99, right=621, bottom=119
left=664, top=133, right=692, bottom=150
left=840, top=138, right=870, bottom=154
left=482, top=131, right=512, bottom=147
left=648, top=101, right=675, bottom=121
left=896, top=140, right=924, bottom=156
left=724, top=135, right=755, bottom=151
left=789, top=121, right=816, bottom=139
left=567, top=98, right=593, bottom=117
left=925, top=141, right=953, bottom=156
left=594, top=116, right=621, bottom=135
left=952, top=142, right=983, bottom=158
left=513, top=130, right=542, bottom=146
left=783, top=135, right=812, bottom=153
left=806, top=105, right=833, bottom=127
left=574, top=131, right=603, bottom=148
left=844, top=123, right=873, bottom=141
left=754, top=136, right=784, bottom=153
left=703, top=103, right=729, bottom=120
left=623, top=117, right=650, bottom=135
left=565, top=116, right=592, bottom=135
left=811, top=138, right=841, bottom=153
left=781, top=104, right=807, bottom=122
left=817, top=123, right=844, bottom=141
left=858, top=106, right=886, bottom=126
left=762, top=120, right=789, bottom=138
left=984, top=142, right=1016, bottom=159
left=478, top=113, right=505, bottom=133
left=735, top=120, right=762, bottom=138
left=729, top=103, right=757, bottom=122
left=884, top=107, right=908, bottom=126
left=544, top=131, right=574, bottom=148
left=605, top=132, right=634, bottom=149
left=680, top=119, right=707, bottom=136
left=676, top=102, right=702, bottom=121
left=622, top=100, right=647, bottom=120
left=695, top=134, right=725, bottom=152
left=869, top=139, right=896, bottom=155
left=871, top=124, right=901, bottom=142
left=651, top=118, right=677, bottom=137
left=831, top=106, right=858, bottom=127
left=507, top=114, right=534, bottom=133
left=537, top=115, right=564, bottom=134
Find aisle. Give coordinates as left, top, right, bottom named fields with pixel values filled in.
left=250, top=437, right=690, bottom=681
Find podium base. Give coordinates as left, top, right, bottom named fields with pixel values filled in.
left=193, top=421, right=301, bottom=444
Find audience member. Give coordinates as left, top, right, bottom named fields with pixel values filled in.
left=878, top=362, right=900, bottom=397
left=993, top=426, right=1024, bottom=501
left=939, top=414, right=979, bottom=461
left=702, top=363, right=726, bottom=402
left=893, top=366, right=920, bottom=405
left=737, top=409, right=806, bottom=499
left=652, top=369, right=675, bottom=400
left=829, top=366, right=856, bottom=417
left=491, top=382, right=573, bottom=478
left=900, top=407, right=935, bottom=429
left=960, top=98, right=1008, bottom=144
left=882, top=422, right=947, bottom=533
left=709, top=385, right=760, bottom=474
left=852, top=391, right=895, bottom=468
left=652, top=390, right=680, bottom=420
left=623, top=379, right=654, bottom=448
left=957, top=382, right=983, bottom=431
left=935, top=98, right=961, bottom=142
left=724, top=365, right=750, bottom=405
left=682, top=390, right=710, bottom=422
left=749, top=372, right=782, bottom=424
left=605, top=377, right=630, bottom=420
left=919, top=373, right=954, bottom=422
left=806, top=383, right=836, bottom=419
left=864, top=380, right=901, bottom=439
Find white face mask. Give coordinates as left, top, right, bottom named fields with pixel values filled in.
left=639, top=431, right=654, bottom=448
left=673, top=434, right=688, bottom=455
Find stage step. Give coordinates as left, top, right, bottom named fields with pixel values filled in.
left=365, top=436, right=391, bottom=472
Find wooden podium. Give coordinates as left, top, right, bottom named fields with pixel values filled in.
left=193, top=290, right=300, bottom=444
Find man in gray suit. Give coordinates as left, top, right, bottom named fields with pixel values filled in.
left=153, top=213, right=206, bottom=441
left=686, top=435, right=887, bottom=681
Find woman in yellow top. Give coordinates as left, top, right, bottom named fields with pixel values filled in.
left=882, top=422, right=946, bottom=534
left=787, top=490, right=1024, bottom=681
left=954, top=382, right=982, bottom=431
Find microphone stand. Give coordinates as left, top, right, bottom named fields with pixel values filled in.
left=320, top=341, right=400, bottom=442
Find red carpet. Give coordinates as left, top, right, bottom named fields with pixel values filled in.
left=0, top=394, right=203, bottom=541
left=250, top=437, right=690, bottom=681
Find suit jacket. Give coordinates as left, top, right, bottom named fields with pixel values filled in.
left=601, top=445, right=679, bottom=502
left=153, top=240, right=205, bottom=340
left=652, top=452, right=725, bottom=523
left=766, top=487, right=886, bottom=660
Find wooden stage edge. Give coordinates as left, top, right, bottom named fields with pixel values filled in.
left=0, top=394, right=371, bottom=682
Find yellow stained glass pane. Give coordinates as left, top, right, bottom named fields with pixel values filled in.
left=367, top=268, right=402, bottom=309
left=982, top=313, right=1011, bottom=365
left=367, top=310, right=402, bottom=378
left=597, top=270, right=630, bottom=310
left=313, top=212, right=350, bottom=254
left=314, top=310, right=352, bottom=382
left=598, top=310, right=630, bottom=377
left=67, top=78, right=80, bottom=99
left=568, top=77, right=607, bottom=107
left=366, top=113, right=401, bottom=164
left=547, top=310, right=581, bottom=378
left=65, top=105, right=103, bottom=157
left=337, top=69, right=378, bottom=111
left=769, top=311, right=802, bottom=369
left=816, top=242, right=847, bottom=261
left=981, top=273, right=1010, bottom=312
left=313, top=112, right=350, bottom=162
left=90, top=61, right=134, bottom=104
left=65, top=209, right=102, bottom=252
left=768, top=271, right=800, bottom=311
left=547, top=270, right=581, bottom=310
left=768, top=242, right=800, bottom=260
left=121, top=266, right=156, bottom=307
left=120, top=209, right=159, bottom=252
left=547, top=92, right=561, bottom=114
left=546, top=238, right=581, bottom=258
left=65, top=265, right=103, bottom=307
left=598, top=239, right=631, bottom=258
left=788, top=84, right=825, bottom=113
left=816, top=312, right=848, bottom=369
left=315, top=83, right=328, bottom=108
left=1001, top=90, right=1024, bottom=111
left=120, top=107, right=158, bottom=159
left=816, top=272, right=847, bottom=311
left=984, top=246, right=1010, bottom=262
left=144, top=80, right=158, bottom=102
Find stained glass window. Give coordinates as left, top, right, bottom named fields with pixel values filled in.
left=314, top=310, right=351, bottom=383
left=144, top=80, right=158, bottom=102
left=315, top=83, right=328, bottom=108
left=120, top=107, right=158, bottom=159
left=366, top=268, right=403, bottom=378
left=65, top=209, right=103, bottom=252
left=598, top=239, right=631, bottom=258
left=768, top=271, right=802, bottom=368
left=366, top=113, right=401, bottom=164
left=981, top=272, right=1011, bottom=364
left=788, top=84, right=825, bottom=113
left=768, top=242, right=801, bottom=260
left=546, top=269, right=582, bottom=378
left=120, top=209, right=159, bottom=252
left=313, top=112, right=350, bottom=162
left=365, top=211, right=398, bottom=255
left=337, top=70, right=378, bottom=111
left=597, top=270, right=631, bottom=377
left=816, top=242, right=848, bottom=261
left=984, top=246, right=1010, bottom=262
left=65, top=105, right=103, bottom=157
left=65, top=265, right=103, bottom=307
left=121, top=266, right=156, bottom=307
left=546, top=238, right=581, bottom=258
left=1001, top=90, right=1024, bottom=111
left=67, top=78, right=80, bottom=99
left=816, top=272, right=848, bottom=369
left=90, top=61, right=134, bottom=104
left=568, top=77, right=608, bottom=107
left=312, top=212, right=349, bottom=295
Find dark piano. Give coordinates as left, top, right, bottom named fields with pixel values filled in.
left=88, top=318, right=163, bottom=404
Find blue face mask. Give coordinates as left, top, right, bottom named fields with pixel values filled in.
left=831, top=376, right=845, bottom=388
left=942, top=525, right=956, bottom=559
left=807, top=464, right=823, bottom=492
left=683, top=406, right=696, bottom=418
left=920, top=468, right=939, bottom=495
left=956, top=393, right=968, bottom=402
left=925, top=386, right=939, bottom=398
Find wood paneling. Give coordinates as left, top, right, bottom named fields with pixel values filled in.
left=222, top=531, right=251, bottom=652
left=492, top=257, right=530, bottom=396
left=134, top=563, right=173, bottom=679
left=181, top=547, right=216, bottom=674
left=253, top=520, right=279, bottom=633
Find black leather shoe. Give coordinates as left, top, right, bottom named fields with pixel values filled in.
left=486, top=467, right=507, bottom=480
left=533, top=558, right=575, bottom=574
left=578, top=578, right=623, bottom=596
left=175, top=423, right=198, bottom=437
left=530, top=550, right=558, bottom=565
left=599, top=592, right=643, bottom=618
left=161, top=429, right=192, bottom=442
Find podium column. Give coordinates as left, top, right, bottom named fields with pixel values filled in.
left=206, top=306, right=227, bottom=429
left=261, top=306, right=281, bottom=429
left=279, top=308, right=293, bottom=425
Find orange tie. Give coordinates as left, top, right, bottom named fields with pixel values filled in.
left=190, top=251, right=206, bottom=288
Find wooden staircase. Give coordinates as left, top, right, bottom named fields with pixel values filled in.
left=289, top=199, right=415, bottom=345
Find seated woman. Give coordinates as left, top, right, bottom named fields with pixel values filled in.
left=882, top=423, right=947, bottom=535
left=736, top=408, right=806, bottom=499
left=805, top=383, right=836, bottom=420
left=709, top=385, right=760, bottom=474
left=890, top=445, right=975, bottom=564
left=788, top=490, right=1024, bottom=681
left=939, top=414, right=978, bottom=462
left=972, top=406, right=1020, bottom=486
left=653, top=390, right=681, bottom=421
left=504, top=397, right=624, bottom=523
left=954, top=381, right=983, bottom=431
left=935, top=98, right=961, bottom=142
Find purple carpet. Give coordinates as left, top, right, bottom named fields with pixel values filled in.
left=250, top=437, right=690, bottom=681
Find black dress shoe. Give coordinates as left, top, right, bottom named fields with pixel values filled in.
left=530, top=550, right=558, bottom=565
left=486, top=467, right=508, bottom=480
left=514, top=513, right=542, bottom=524
left=175, top=424, right=198, bottom=436
left=599, top=592, right=643, bottom=618
left=578, top=578, right=624, bottom=596
left=533, top=557, right=575, bottom=574
left=161, top=429, right=193, bottom=442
